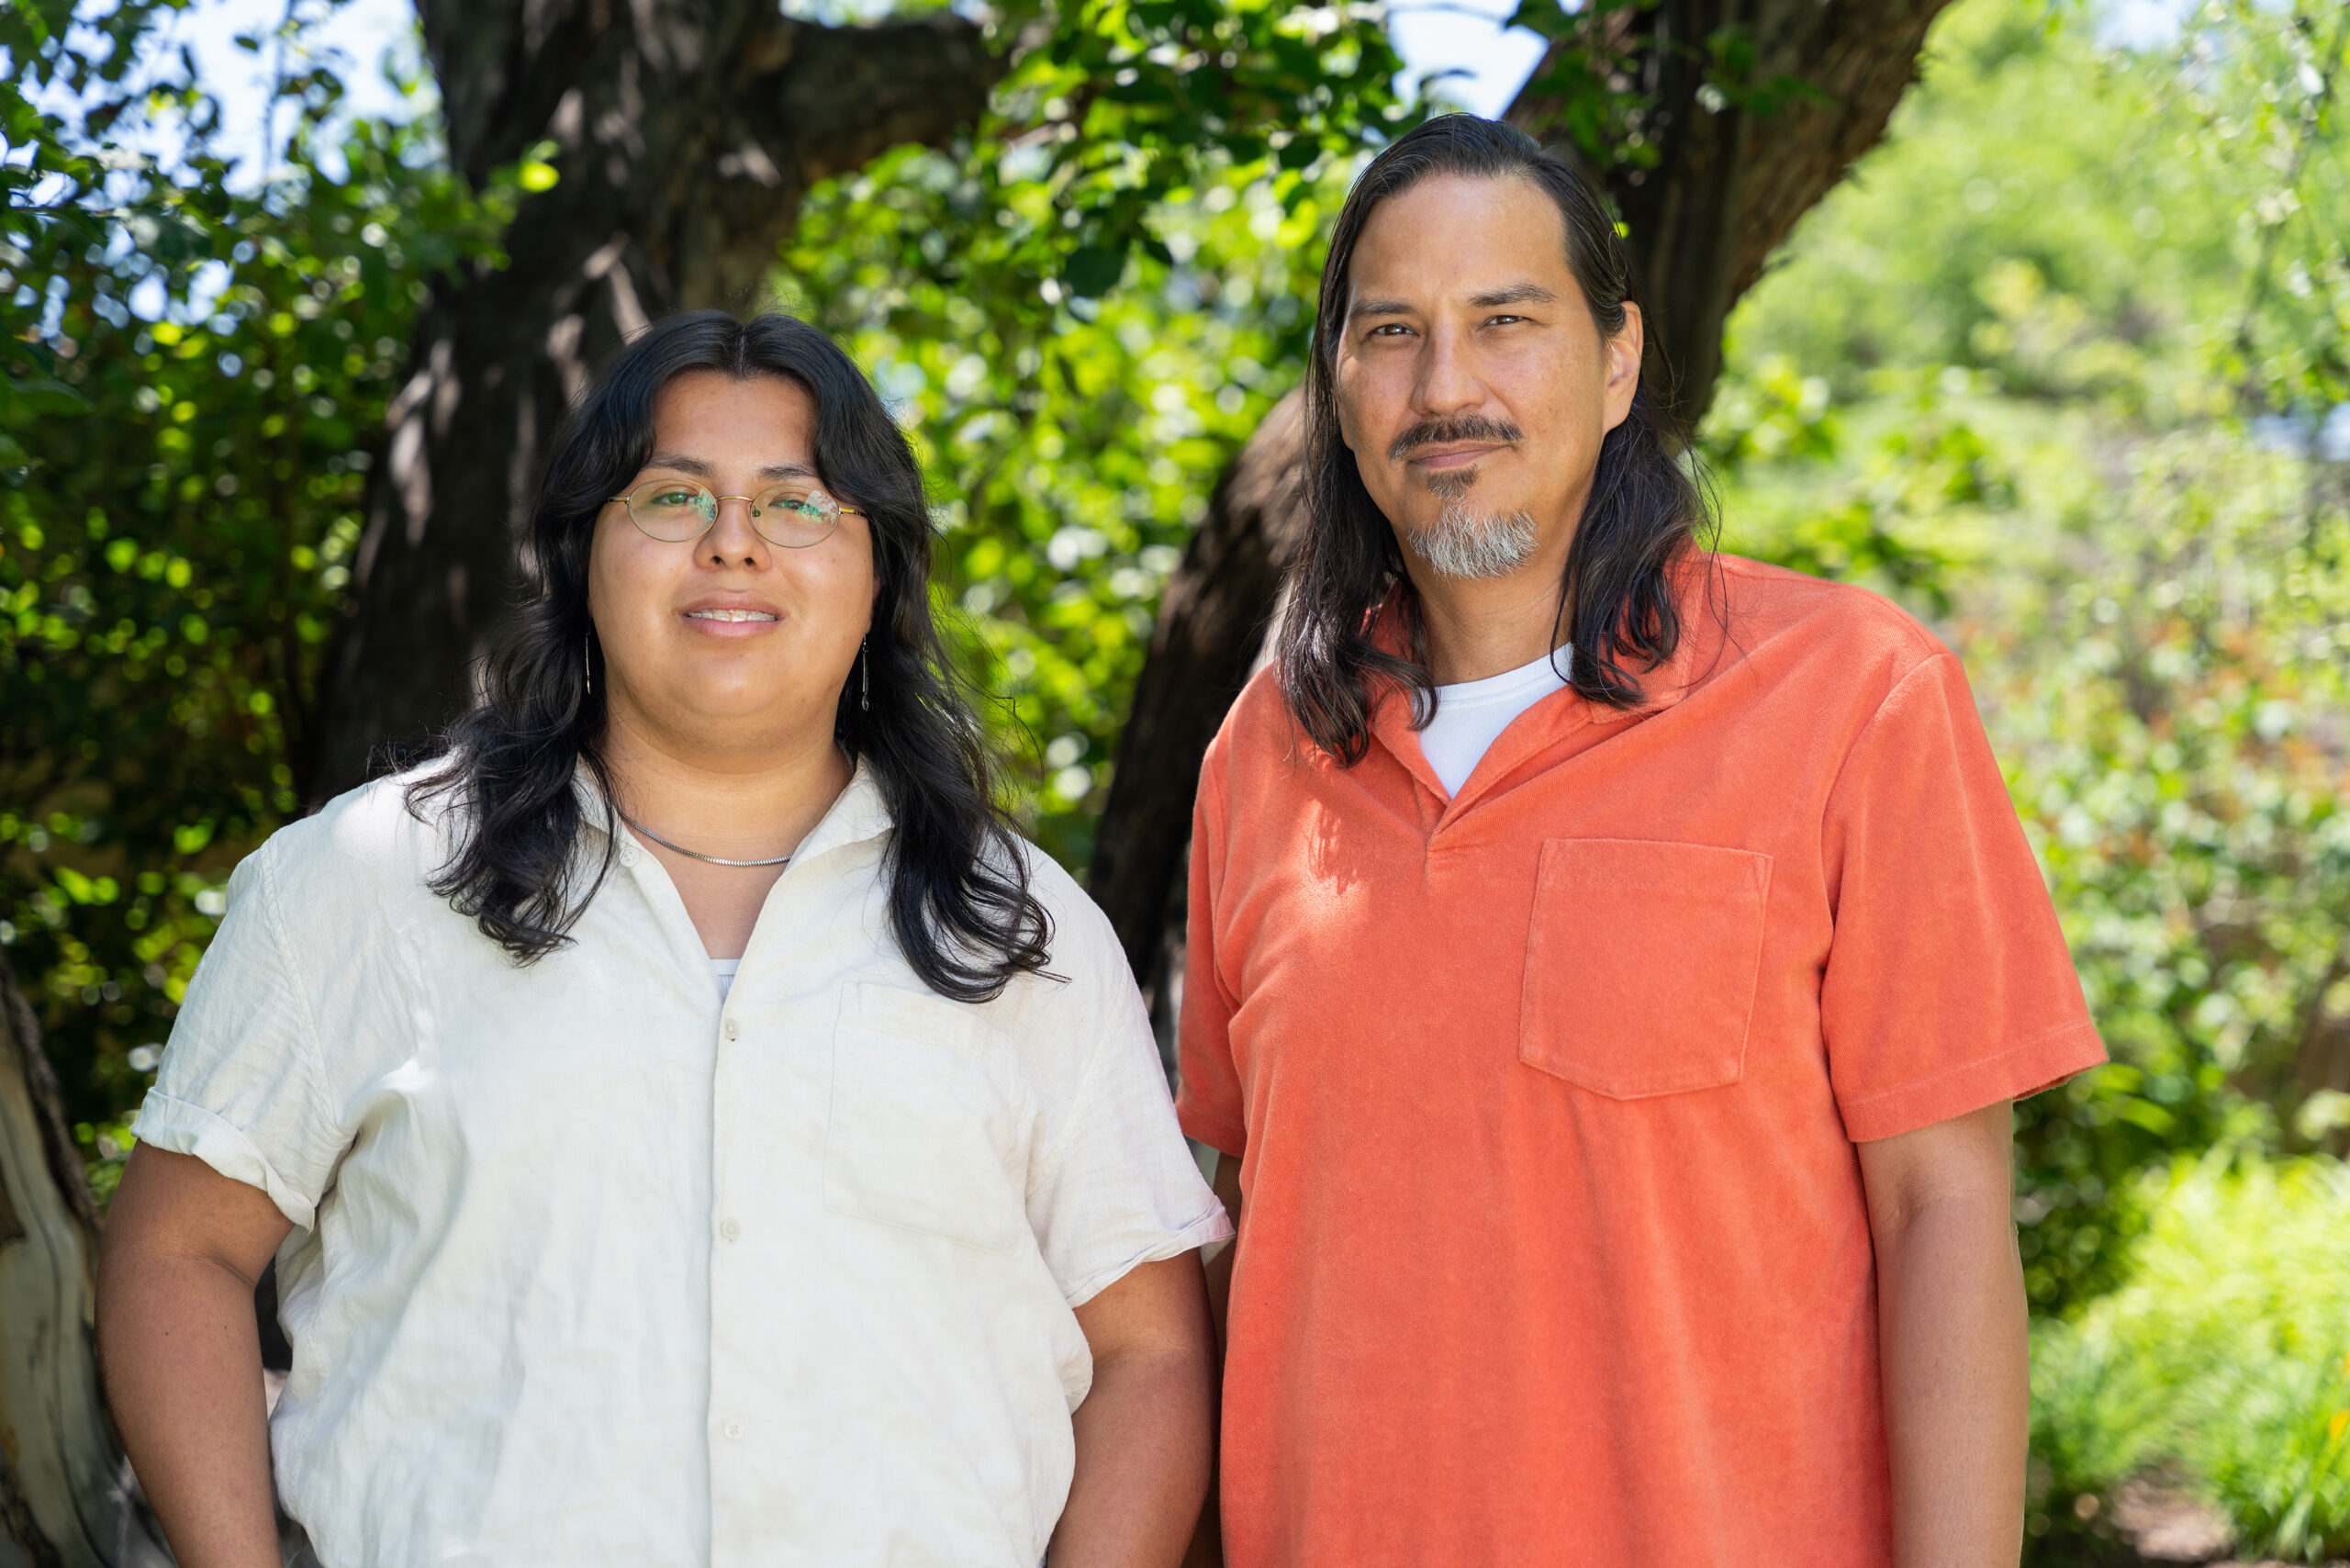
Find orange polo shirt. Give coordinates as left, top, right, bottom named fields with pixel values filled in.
left=1176, top=554, right=2105, bottom=1568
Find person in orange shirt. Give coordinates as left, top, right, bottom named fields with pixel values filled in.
left=1177, top=114, right=2107, bottom=1568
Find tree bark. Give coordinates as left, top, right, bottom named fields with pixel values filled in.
left=0, top=963, right=170, bottom=1568
left=1087, top=0, right=1954, bottom=991
left=303, top=0, right=1002, bottom=799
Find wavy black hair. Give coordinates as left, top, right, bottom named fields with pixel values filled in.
left=1277, top=113, right=1715, bottom=765
left=408, top=309, right=1051, bottom=1002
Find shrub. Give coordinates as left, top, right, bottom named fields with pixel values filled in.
left=2029, top=1152, right=2350, bottom=1562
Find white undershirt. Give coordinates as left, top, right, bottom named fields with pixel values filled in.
left=711, top=958, right=741, bottom=1000
left=1419, top=644, right=1573, bottom=797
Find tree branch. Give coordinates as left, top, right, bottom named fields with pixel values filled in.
left=759, top=16, right=1006, bottom=189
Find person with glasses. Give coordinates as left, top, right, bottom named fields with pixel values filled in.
left=96, top=309, right=1228, bottom=1568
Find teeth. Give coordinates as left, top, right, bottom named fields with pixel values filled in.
left=688, top=610, right=777, bottom=622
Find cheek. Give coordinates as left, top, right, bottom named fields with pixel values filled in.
left=1504, top=357, right=1601, bottom=452
left=587, top=521, right=672, bottom=634
left=798, top=529, right=878, bottom=634
left=1334, top=357, right=1378, bottom=456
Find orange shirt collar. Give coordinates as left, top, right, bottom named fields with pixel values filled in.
left=1359, top=557, right=1722, bottom=809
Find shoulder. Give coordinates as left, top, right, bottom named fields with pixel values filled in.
left=241, top=766, right=459, bottom=929
left=948, top=836, right=1146, bottom=1062
left=1697, top=553, right=1955, bottom=704
left=1200, top=658, right=1307, bottom=799
left=1010, top=840, right=1127, bottom=987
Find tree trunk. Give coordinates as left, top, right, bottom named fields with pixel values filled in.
left=1087, top=0, right=1954, bottom=991
left=303, top=0, right=1002, bottom=799
left=0, top=963, right=170, bottom=1568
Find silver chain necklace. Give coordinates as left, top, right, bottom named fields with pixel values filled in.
left=619, top=812, right=794, bottom=868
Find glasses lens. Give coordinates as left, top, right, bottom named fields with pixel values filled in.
left=623, top=479, right=715, bottom=542
left=748, top=480, right=843, bottom=548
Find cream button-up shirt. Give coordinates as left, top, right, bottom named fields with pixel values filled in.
left=136, top=766, right=1228, bottom=1568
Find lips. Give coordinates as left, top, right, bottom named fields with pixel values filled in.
left=1409, top=444, right=1503, bottom=468
left=678, top=593, right=783, bottom=628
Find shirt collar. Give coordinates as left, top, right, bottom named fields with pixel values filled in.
left=1360, top=557, right=1721, bottom=807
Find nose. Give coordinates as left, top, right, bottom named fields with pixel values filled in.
left=701, top=494, right=770, bottom=569
left=1412, top=320, right=1485, bottom=416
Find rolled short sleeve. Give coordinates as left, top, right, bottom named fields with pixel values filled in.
left=134, top=837, right=346, bottom=1227
left=1022, top=879, right=1231, bottom=1308
left=1174, top=751, right=1247, bottom=1159
left=1820, top=652, right=2106, bottom=1142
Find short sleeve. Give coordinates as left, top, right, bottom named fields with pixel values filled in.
left=1820, top=652, right=2106, bottom=1142
left=133, top=837, right=347, bottom=1227
left=1173, top=747, right=1246, bottom=1159
left=1022, top=875, right=1231, bottom=1308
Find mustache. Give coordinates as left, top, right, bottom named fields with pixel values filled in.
left=1387, top=414, right=1525, bottom=464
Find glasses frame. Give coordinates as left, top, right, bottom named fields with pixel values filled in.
left=607, top=476, right=866, bottom=550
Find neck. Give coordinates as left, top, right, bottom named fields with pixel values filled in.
left=598, top=702, right=852, bottom=864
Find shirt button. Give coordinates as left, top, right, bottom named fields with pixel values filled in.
left=620, top=844, right=639, bottom=867
left=722, top=1418, right=744, bottom=1440
left=719, top=1218, right=740, bottom=1242
left=722, top=1018, right=740, bottom=1040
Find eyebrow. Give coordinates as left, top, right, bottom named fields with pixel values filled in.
left=1470, top=283, right=1560, bottom=308
left=1345, top=283, right=1561, bottom=323
left=644, top=453, right=819, bottom=483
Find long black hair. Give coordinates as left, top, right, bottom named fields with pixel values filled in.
left=408, top=309, right=1051, bottom=1002
left=1277, top=114, right=1714, bottom=765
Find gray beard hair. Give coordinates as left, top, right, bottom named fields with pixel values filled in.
left=1404, top=504, right=1539, bottom=580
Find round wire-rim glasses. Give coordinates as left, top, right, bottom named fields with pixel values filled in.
left=609, top=476, right=864, bottom=549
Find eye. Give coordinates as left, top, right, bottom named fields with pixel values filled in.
left=1367, top=322, right=1415, bottom=338
left=1485, top=314, right=1530, bottom=327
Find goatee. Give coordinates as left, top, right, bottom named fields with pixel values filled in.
left=1404, top=505, right=1539, bottom=579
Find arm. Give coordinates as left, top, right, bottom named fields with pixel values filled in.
left=1051, top=1252, right=1218, bottom=1568
left=97, top=1143, right=294, bottom=1568
left=1202, top=1152, right=1241, bottom=1350
left=1177, top=1154, right=1245, bottom=1568
left=1856, top=1100, right=2028, bottom=1568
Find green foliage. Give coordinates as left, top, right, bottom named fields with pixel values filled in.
left=782, top=0, right=1416, bottom=864
left=1707, top=0, right=2350, bottom=1314
left=2029, top=1153, right=2350, bottom=1562
left=1, top=26, right=517, bottom=1169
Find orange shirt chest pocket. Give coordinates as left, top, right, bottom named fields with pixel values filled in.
left=1517, top=837, right=1775, bottom=1099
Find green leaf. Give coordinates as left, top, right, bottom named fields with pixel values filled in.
left=1062, top=243, right=1126, bottom=298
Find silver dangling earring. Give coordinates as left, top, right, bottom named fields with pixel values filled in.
left=584, top=629, right=594, bottom=696
left=859, top=634, right=870, bottom=711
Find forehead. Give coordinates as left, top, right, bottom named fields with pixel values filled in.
left=1347, top=172, right=1579, bottom=304
left=648, top=370, right=815, bottom=451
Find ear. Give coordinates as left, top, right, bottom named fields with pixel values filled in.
left=1600, top=301, right=1644, bottom=434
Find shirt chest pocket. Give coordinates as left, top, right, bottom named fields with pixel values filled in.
left=1518, top=837, right=1774, bottom=1099
left=824, top=982, right=1038, bottom=1258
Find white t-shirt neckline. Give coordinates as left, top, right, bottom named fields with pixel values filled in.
left=1419, top=644, right=1573, bottom=797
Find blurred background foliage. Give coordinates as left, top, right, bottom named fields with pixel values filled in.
left=5, top=0, right=2349, bottom=1555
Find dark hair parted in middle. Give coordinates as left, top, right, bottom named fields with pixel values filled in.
left=1277, top=113, right=1714, bottom=766
left=409, top=309, right=1052, bottom=1002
